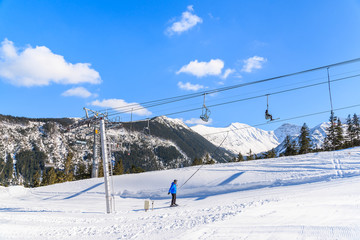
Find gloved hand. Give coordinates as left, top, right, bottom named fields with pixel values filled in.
left=168, top=192, right=170, bottom=195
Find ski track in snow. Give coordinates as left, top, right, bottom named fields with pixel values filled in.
left=1, top=148, right=360, bottom=239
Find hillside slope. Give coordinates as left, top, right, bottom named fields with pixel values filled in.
left=1, top=147, right=360, bottom=239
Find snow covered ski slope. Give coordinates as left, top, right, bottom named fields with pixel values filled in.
left=1, top=148, right=360, bottom=239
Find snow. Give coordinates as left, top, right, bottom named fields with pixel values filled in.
left=1, top=148, right=360, bottom=239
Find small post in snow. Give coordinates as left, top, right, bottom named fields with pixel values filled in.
left=144, top=200, right=150, bottom=212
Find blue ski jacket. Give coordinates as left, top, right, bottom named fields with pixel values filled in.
left=169, top=182, right=177, bottom=194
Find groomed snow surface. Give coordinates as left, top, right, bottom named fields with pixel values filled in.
left=1, top=148, right=360, bottom=239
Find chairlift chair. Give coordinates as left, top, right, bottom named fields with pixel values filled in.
left=200, top=93, right=211, bottom=122
left=265, top=95, right=277, bottom=121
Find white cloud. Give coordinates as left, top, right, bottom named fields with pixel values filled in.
left=166, top=5, right=202, bottom=36
left=91, top=99, right=152, bottom=116
left=177, top=59, right=224, bottom=78
left=0, top=39, right=101, bottom=87
left=221, top=68, right=235, bottom=79
left=177, top=81, right=205, bottom=91
left=241, top=56, right=267, bottom=73
left=185, top=117, right=213, bottom=125
left=62, top=87, right=95, bottom=98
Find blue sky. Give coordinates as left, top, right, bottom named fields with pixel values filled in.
left=0, top=0, right=360, bottom=130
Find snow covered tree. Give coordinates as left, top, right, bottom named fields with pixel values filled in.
left=299, top=123, right=311, bottom=154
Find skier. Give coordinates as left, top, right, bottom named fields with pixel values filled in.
left=265, top=109, right=273, bottom=121
left=168, top=179, right=178, bottom=207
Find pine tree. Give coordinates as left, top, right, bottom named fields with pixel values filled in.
left=64, top=152, right=73, bottom=176
left=192, top=157, right=202, bottom=166
left=299, top=123, right=311, bottom=154
left=42, top=168, right=57, bottom=185
left=75, top=163, right=87, bottom=180
left=323, top=112, right=337, bottom=150
left=56, top=171, right=66, bottom=183
left=32, top=170, right=41, bottom=187
left=113, top=158, right=124, bottom=175
left=0, top=158, right=5, bottom=185
left=284, top=135, right=297, bottom=156
left=247, top=149, right=254, bottom=160
left=346, top=114, right=355, bottom=147
left=130, top=165, right=145, bottom=173
left=237, top=152, right=244, bottom=162
left=4, top=154, right=13, bottom=184
left=335, top=118, right=344, bottom=149
left=265, top=148, right=276, bottom=159
left=98, top=160, right=104, bottom=177
left=353, top=113, right=360, bottom=144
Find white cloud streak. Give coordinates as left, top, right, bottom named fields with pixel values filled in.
left=185, top=117, right=213, bottom=125
left=177, top=81, right=205, bottom=91
left=91, top=99, right=152, bottom=116
left=62, top=87, right=95, bottom=98
left=241, top=56, right=267, bottom=73
left=221, top=68, right=235, bottom=79
left=177, top=59, right=224, bottom=78
left=166, top=5, right=202, bottom=36
left=0, top=39, right=101, bottom=87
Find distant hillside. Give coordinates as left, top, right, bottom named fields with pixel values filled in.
left=0, top=114, right=232, bottom=185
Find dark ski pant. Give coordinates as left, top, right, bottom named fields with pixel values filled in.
left=171, top=193, right=176, bottom=206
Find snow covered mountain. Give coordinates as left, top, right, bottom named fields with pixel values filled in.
left=192, top=121, right=335, bottom=156
left=191, top=122, right=280, bottom=155
left=274, top=123, right=302, bottom=143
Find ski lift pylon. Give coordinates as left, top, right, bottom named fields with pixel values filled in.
left=200, top=93, right=211, bottom=122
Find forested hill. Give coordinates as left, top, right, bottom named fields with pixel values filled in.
left=0, top=114, right=232, bottom=186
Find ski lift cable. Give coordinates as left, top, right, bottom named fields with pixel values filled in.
left=100, top=74, right=328, bottom=118
left=93, top=58, right=360, bottom=116
left=92, top=68, right=359, bottom=120
left=94, top=67, right=360, bottom=119
left=155, top=73, right=360, bottom=119
left=104, top=72, right=360, bottom=120
left=122, top=69, right=359, bottom=120
left=201, top=103, right=360, bottom=137
left=179, top=131, right=230, bottom=189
